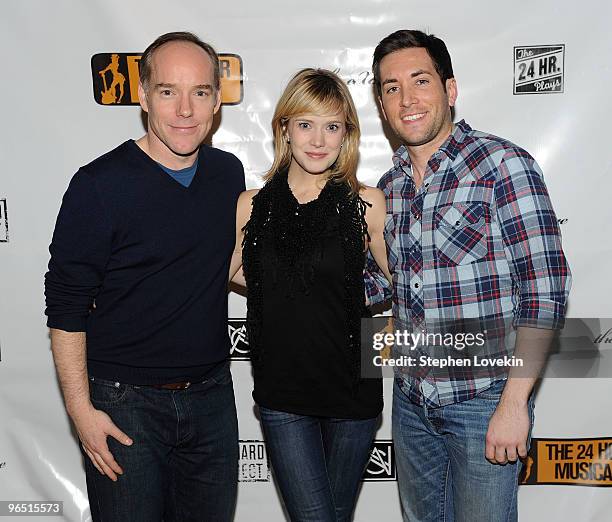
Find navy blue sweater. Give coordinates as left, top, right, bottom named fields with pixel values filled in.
left=45, top=140, right=245, bottom=384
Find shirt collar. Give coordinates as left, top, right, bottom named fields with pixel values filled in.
left=391, top=119, right=472, bottom=173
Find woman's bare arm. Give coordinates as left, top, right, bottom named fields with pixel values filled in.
left=361, top=186, right=392, bottom=284
left=229, top=189, right=259, bottom=286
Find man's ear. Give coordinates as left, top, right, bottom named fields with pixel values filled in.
left=213, top=90, right=221, bottom=114
left=138, top=82, right=149, bottom=113
left=446, top=78, right=458, bottom=107
left=378, top=96, right=389, bottom=121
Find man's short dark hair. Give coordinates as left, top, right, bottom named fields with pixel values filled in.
left=139, top=31, right=220, bottom=91
left=372, top=30, right=454, bottom=95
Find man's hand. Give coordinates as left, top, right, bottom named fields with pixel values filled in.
left=484, top=326, right=553, bottom=464
left=485, top=397, right=530, bottom=464
left=70, top=403, right=133, bottom=481
left=50, top=329, right=133, bottom=481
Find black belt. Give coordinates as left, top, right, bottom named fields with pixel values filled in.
left=146, top=381, right=192, bottom=390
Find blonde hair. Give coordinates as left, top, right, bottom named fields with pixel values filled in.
left=265, top=68, right=362, bottom=194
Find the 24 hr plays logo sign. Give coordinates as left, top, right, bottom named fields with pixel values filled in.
left=514, top=45, right=564, bottom=94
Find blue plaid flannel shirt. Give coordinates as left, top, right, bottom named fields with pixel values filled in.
left=365, top=120, right=571, bottom=407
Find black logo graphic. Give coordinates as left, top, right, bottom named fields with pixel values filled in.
left=91, top=53, right=243, bottom=106
left=514, top=45, right=565, bottom=94
left=0, top=199, right=8, bottom=242
left=229, top=319, right=250, bottom=360
left=239, top=440, right=270, bottom=482
left=363, top=440, right=396, bottom=481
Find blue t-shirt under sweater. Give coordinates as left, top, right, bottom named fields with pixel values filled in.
left=157, top=157, right=199, bottom=187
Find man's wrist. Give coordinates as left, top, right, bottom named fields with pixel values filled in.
left=499, top=381, right=532, bottom=406
left=66, top=399, right=94, bottom=418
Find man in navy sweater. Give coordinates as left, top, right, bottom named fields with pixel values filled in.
left=45, top=32, right=245, bottom=521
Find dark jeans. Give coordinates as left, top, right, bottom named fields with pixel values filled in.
left=259, top=407, right=379, bottom=522
left=83, top=362, right=239, bottom=522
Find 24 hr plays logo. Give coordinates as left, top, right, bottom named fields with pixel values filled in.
left=514, top=45, right=564, bottom=94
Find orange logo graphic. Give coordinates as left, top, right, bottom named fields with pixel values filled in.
left=98, top=54, right=127, bottom=104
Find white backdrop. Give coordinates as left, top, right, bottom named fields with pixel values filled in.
left=1, top=1, right=611, bottom=520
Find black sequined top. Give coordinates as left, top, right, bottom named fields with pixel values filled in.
left=242, top=170, right=382, bottom=418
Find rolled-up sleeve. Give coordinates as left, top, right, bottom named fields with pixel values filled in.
left=364, top=250, right=392, bottom=306
left=494, top=149, right=571, bottom=330
left=45, top=169, right=112, bottom=331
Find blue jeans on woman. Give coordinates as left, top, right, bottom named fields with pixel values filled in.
left=83, top=361, right=239, bottom=522
left=259, top=407, right=379, bottom=522
left=392, top=378, right=535, bottom=522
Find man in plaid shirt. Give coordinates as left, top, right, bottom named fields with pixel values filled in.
left=366, top=30, right=571, bottom=521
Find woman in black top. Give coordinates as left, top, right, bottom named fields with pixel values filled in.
left=230, top=68, right=391, bottom=522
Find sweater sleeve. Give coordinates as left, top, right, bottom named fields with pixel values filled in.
left=44, top=169, right=112, bottom=332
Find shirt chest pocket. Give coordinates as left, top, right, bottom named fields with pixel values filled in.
left=434, top=203, right=488, bottom=265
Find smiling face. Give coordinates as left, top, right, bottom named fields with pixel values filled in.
left=285, top=112, right=346, bottom=177
left=378, top=47, right=457, bottom=154
left=138, top=41, right=221, bottom=169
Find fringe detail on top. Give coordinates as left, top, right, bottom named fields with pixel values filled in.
left=242, top=170, right=370, bottom=392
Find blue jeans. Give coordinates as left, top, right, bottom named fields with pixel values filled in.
left=83, top=362, right=239, bottom=522
left=259, top=407, right=379, bottom=522
left=392, top=379, right=534, bottom=522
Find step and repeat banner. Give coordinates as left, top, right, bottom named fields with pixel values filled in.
left=1, top=1, right=611, bottom=520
